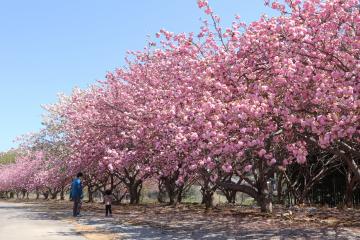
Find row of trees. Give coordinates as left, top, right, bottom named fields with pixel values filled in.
left=0, top=0, right=359, bottom=212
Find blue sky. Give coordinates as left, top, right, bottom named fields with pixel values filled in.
left=0, top=0, right=277, bottom=152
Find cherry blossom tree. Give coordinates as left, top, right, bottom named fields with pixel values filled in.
left=0, top=0, right=358, bottom=212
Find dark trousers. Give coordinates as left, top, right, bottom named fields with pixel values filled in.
left=105, top=205, right=112, bottom=216
left=73, top=198, right=81, bottom=217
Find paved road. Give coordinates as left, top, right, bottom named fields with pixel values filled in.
left=1, top=201, right=360, bottom=240
left=0, top=202, right=86, bottom=240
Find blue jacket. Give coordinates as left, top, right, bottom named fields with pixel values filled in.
left=70, top=178, right=83, bottom=199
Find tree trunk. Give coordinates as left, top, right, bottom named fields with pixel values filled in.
left=218, top=182, right=270, bottom=211
left=277, top=173, right=284, bottom=204
left=60, top=188, right=65, bottom=200
left=157, top=181, right=166, bottom=203
left=168, top=190, right=177, bottom=205
left=256, top=180, right=269, bottom=213
left=200, top=182, right=215, bottom=210
left=223, top=189, right=236, bottom=204
left=177, top=188, right=183, bottom=203
left=257, top=173, right=270, bottom=213
left=43, top=192, right=49, bottom=200
left=50, top=191, right=58, bottom=200
left=88, top=185, right=94, bottom=203
left=159, top=173, right=184, bottom=206
left=345, top=187, right=353, bottom=207
left=128, top=180, right=142, bottom=204
left=341, top=149, right=360, bottom=182
left=345, top=170, right=357, bottom=208
left=258, top=194, right=268, bottom=213
left=297, top=187, right=312, bottom=205
left=202, top=189, right=214, bottom=210
left=22, top=190, right=26, bottom=199
left=164, top=178, right=182, bottom=206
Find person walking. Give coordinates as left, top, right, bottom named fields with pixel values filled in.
left=104, top=189, right=113, bottom=217
left=70, top=172, right=83, bottom=217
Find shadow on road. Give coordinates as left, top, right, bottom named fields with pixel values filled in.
left=2, top=202, right=359, bottom=240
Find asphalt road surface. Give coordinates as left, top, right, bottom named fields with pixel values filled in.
left=1, top=201, right=360, bottom=240
left=0, top=201, right=86, bottom=240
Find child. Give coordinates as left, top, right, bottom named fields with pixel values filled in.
left=104, top=189, right=113, bottom=217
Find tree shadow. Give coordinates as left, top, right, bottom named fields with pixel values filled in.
left=2, top=201, right=360, bottom=240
